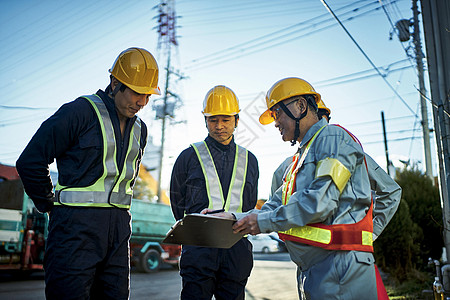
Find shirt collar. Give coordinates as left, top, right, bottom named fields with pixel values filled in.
left=298, top=118, right=328, bottom=150
left=205, top=135, right=236, bottom=152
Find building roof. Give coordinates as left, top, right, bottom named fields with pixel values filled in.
left=0, top=163, right=20, bottom=181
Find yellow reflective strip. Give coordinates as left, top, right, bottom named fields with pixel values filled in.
left=362, top=231, right=373, bottom=246
left=315, top=157, right=351, bottom=194
left=282, top=225, right=332, bottom=244
left=224, top=145, right=240, bottom=212
left=236, top=148, right=248, bottom=213
left=53, top=202, right=129, bottom=208
left=56, top=96, right=109, bottom=193
left=202, top=141, right=226, bottom=208
left=283, top=125, right=327, bottom=205
left=191, top=142, right=225, bottom=209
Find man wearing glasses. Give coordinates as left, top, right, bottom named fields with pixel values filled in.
left=208, top=77, right=399, bottom=299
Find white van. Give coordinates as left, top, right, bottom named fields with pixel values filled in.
left=247, top=233, right=280, bottom=253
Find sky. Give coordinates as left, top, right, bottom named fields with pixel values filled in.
left=0, top=0, right=435, bottom=199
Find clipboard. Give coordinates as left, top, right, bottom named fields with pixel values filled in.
left=162, top=214, right=244, bottom=248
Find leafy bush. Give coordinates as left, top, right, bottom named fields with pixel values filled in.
left=374, top=166, right=443, bottom=297
left=395, top=168, right=443, bottom=267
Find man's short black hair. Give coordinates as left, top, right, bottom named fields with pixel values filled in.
left=109, top=75, right=128, bottom=93
left=318, top=109, right=330, bottom=121
left=303, top=94, right=318, bottom=112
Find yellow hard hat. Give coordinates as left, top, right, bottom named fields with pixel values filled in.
left=109, top=47, right=161, bottom=95
left=202, top=85, right=240, bottom=116
left=317, top=98, right=331, bottom=115
left=259, top=77, right=321, bottom=125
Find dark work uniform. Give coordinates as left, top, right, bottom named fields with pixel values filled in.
left=170, top=135, right=259, bottom=300
left=16, top=87, right=147, bottom=300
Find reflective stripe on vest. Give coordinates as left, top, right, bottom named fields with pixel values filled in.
left=191, top=141, right=248, bottom=213
left=278, top=124, right=374, bottom=252
left=54, top=94, right=142, bottom=209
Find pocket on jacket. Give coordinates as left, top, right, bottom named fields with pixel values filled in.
left=354, top=251, right=375, bottom=265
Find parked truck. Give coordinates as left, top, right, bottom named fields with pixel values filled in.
left=0, top=164, right=47, bottom=273
left=130, top=199, right=181, bottom=273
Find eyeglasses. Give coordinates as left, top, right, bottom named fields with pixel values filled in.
left=270, top=100, right=297, bottom=120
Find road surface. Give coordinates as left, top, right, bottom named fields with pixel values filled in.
left=0, top=252, right=298, bottom=300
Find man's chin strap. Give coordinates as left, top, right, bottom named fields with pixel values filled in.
left=279, top=101, right=308, bottom=146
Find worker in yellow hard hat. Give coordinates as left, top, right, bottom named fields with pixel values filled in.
left=207, top=77, right=401, bottom=299
left=267, top=96, right=399, bottom=299
left=259, top=77, right=321, bottom=146
left=17, top=47, right=160, bottom=299
left=317, top=98, right=331, bottom=121
left=170, top=85, right=259, bottom=299
left=270, top=97, right=332, bottom=196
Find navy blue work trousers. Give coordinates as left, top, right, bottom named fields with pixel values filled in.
left=179, top=238, right=253, bottom=300
left=44, top=206, right=131, bottom=300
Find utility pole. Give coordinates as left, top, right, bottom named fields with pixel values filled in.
left=157, top=52, right=171, bottom=202
left=154, top=0, right=180, bottom=202
left=412, top=0, right=433, bottom=180
left=420, top=0, right=450, bottom=264
left=395, top=1, right=433, bottom=178
left=381, top=111, right=391, bottom=175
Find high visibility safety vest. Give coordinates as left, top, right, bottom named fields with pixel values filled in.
left=278, top=124, right=374, bottom=253
left=191, top=141, right=248, bottom=213
left=54, top=94, right=142, bottom=209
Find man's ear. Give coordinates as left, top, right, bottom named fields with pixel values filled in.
left=110, top=76, right=119, bottom=90
left=235, top=115, right=239, bottom=128
left=298, top=98, right=307, bottom=114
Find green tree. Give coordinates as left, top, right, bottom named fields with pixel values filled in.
left=395, top=167, right=443, bottom=266
left=374, top=199, right=422, bottom=281
left=374, top=167, right=443, bottom=283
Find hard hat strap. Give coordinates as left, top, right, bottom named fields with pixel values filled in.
left=278, top=101, right=308, bottom=146
left=111, top=82, right=123, bottom=97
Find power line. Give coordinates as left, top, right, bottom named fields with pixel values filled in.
left=0, top=2, right=155, bottom=104
left=364, top=135, right=422, bottom=145
left=357, top=127, right=421, bottom=138
left=186, top=1, right=381, bottom=70
left=181, top=0, right=309, bottom=17
left=187, top=1, right=370, bottom=62
left=182, top=3, right=313, bottom=25
left=0, top=105, right=55, bottom=110
left=320, top=0, right=418, bottom=119
left=314, top=59, right=412, bottom=87
left=345, top=114, right=413, bottom=127
left=379, top=0, right=418, bottom=75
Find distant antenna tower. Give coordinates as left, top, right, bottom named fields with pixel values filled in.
left=156, top=0, right=178, bottom=52
left=154, top=0, right=180, bottom=202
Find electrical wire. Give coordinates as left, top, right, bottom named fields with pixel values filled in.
left=0, top=105, right=55, bottom=110
left=185, top=0, right=372, bottom=63
left=320, top=0, right=418, bottom=119
left=0, top=1, right=155, bottom=103
left=357, top=127, right=420, bottom=138
left=363, top=135, right=421, bottom=145
left=314, top=60, right=412, bottom=88
left=186, top=1, right=381, bottom=70
left=379, top=0, right=418, bottom=75
left=346, top=115, right=413, bottom=127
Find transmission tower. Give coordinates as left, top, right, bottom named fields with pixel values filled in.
left=154, top=0, right=181, bottom=202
